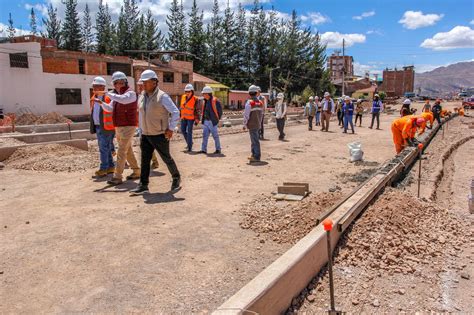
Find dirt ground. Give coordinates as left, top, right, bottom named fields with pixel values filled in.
left=291, top=112, right=474, bottom=313
left=0, top=101, right=465, bottom=312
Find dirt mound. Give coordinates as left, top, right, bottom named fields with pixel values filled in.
left=0, top=137, right=25, bottom=148
left=5, top=143, right=98, bottom=172
left=15, top=112, right=70, bottom=125
left=336, top=188, right=466, bottom=273
left=239, top=192, right=343, bottom=244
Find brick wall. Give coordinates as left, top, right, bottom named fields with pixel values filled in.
left=379, top=68, right=415, bottom=97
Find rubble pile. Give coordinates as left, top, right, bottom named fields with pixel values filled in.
left=15, top=112, right=70, bottom=125
left=240, top=192, right=343, bottom=244
left=0, top=137, right=25, bottom=147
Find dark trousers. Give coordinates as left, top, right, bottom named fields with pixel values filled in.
left=276, top=118, right=286, bottom=139
left=259, top=115, right=265, bottom=139
left=140, top=134, right=180, bottom=186
left=307, top=116, right=314, bottom=129
left=249, top=129, right=261, bottom=160
left=337, top=110, right=343, bottom=125
left=370, top=112, right=380, bottom=128
left=434, top=114, right=441, bottom=125
left=180, top=119, right=194, bottom=150
left=355, top=114, right=362, bottom=125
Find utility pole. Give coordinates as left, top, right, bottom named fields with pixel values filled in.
left=342, top=38, right=345, bottom=97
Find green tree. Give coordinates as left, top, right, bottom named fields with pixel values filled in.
left=116, top=0, right=140, bottom=55
left=41, top=4, right=62, bottom=45
left=143, top=10, right=163, bottom=50
left=206, top=0, right=224, bottom=72
left=29, top=8, right=37, bottom=35
left=96, top=1, right=115, bottom=54
left=7, top=13, right=15, bottom=39
left=188, top=0, right=206, bottom=71
left=82, top=4, right=94, bottom=52
left=301, top=85, right=315, bottom=103
left=165, top=0, right=187, bottom=51
left=61, top=0, right=82, bottom=51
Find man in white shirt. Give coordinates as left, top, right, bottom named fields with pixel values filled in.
left=321, top=92, right=335, bottom=132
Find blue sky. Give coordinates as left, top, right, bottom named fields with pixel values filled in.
left=1, top=0, right=473, bottom=76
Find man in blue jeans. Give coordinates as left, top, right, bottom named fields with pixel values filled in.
left=199, top=86, right=223, bottom=155
left=342, top=96, right=355, bottom=134
left=89, top=76, right=115, bottom=178
left=243, top=85, right=264, bottom=163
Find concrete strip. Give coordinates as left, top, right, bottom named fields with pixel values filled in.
left=277, top=185, right=307, bottom=196
left=0, top=130, right=95, bottom=144
left=0, top=139, right=88, bottom=161
left=14, top=122, right=90, bottom=134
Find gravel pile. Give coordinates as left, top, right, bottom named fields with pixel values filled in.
left=239, top=192, right=343, bottom=244
left=15, top=112, right=70, bottom=125
left=5, top=143, right=98, bottom=172
left=0, top=137, right=25, bottom=148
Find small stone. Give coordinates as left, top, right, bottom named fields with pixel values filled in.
left=372, top=299, right=380, bottom=307
left=460, top=272, right=470, bottom=280
left=260, top=239, right=265, bottom=244
left=352, top=299, right=359, bottom=305
left=438, top=236, right=446, bottom=244
left=399, top=289, right=406, bottom=295
left=307, top=294, right=316, bottom=303
left=25, top=221, right=30, bottom=224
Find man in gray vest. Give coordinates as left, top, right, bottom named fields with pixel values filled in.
left=243, top=85, right=264, bottom=163
left=130, top=70, right=181, bottom=195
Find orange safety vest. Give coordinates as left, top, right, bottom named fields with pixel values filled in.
left=201, top=97, right=220, bottom=121
left=180, top=94, right=198, bottom=120
left=90, top=94, right=115, bottom=131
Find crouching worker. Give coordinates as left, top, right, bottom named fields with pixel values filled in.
left=391, top=116, right=425, bottom=154
left=243, top=85, right=264, bottom=163
left=90, top=76, right=115, bottom=178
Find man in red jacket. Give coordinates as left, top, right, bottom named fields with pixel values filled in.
left=97, top=71, right=140, bottom=185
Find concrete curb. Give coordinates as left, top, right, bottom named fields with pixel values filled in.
left=0, top=130, right=96, bottom=144
left=0, top=139, right=88, bottom=161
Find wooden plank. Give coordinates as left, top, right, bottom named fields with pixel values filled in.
left=282, top=182, right=309, bottom=191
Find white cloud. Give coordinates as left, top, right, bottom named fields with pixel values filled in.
left=320, top=32, right=366, bottom=48
left=0, top=23, right=30, bottom=37
left=366, top=29, right=383, bottom=35
left=399, top=10, right=444, bottom=29
left=353, top=10, right=375, bottom=20
left=24, top=3, right=49, bottom=16
left=420, top=26, right=474, bottom=50
left=301, top=12, right=331, bottom=25
left=353, top=62, right=383, bottom=77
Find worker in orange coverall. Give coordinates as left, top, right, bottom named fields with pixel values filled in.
left=391, top=116, right=425, bottom=154
left=417, top=111, right=434, bottom=135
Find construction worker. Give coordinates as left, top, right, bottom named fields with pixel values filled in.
left=137, top=80, right=159, bottom=169
left=130, top=69, right=181, bottom=195
left=199, top=86, right=222, bottom=154
left=274, top=92, right=287, bottom=140
left=342, top=96, right=355, bottom=134
left=321, top=92, right=335, bottom=132
left=96, top=71, right=140, bottom=185
left=315, top=96, right=321, bottom=126
left=243, top=85, right=264, bottom=163
left=355, top=99, right=363, bottom=127
left=432, top=99, right=442, bottom=126
left=417, top=111, right=434, bottom=135
left=257, top=87, right=267, bottom=140
left=391, top=115, right=425, bottom=154
left=423, top=99, right=431, bottom=112
left=304, top=96, right=317, bottom=131
left=90, top=76, right=115, bottom=178
left=369, top=94, right=383, bottom=129
left=401, top=99, right=412, bottom=117
left=180, top=84, right=200, bottom=152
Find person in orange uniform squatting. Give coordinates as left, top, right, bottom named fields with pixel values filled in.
left=417, top=111, right=434, bottom=135
left=391, top=116, right=425, bottom=154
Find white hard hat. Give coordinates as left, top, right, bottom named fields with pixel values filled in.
left=324, top=92, right=330, bottom=97
left=248, top=85, right=259, bottom=93
left=314, top=96, right=319, bottom=100
left=374, top=93, right=379, bottom=98
left=112, top=71, right=127, bottom=82
left=256, top=86, right=262, bottom=92
left=92, top=76, right=106, bottom=86
left=345, top=96, right=351, bottom=101
left=202, top=86, right=213, bottom=94
left=184, top=84, right=194, bottom=91
left=277, top=93, right=284, bottom=99
left=140, top=69, right=158, bottom=82
left=403, top=99, right=411, bottom=105
left=309, top=96, right=314, bottom=101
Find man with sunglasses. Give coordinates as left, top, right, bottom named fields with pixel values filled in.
left=96, top=71, right=140, bottom=186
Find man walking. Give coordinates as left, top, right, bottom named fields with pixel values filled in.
left=275, top=92, right=287, bottom=140
left=90, top=76, right=115, bottom=178
left=180, top=84, right=200, bottom=152
left=304, top=96, right=317, bottom=130
left=130, top=70, right=181, bottom=195
left=199, top=86, right=223, bottom=154
left=97, top=71, right=140, bottom=185
left=342, top=96, right=355, bottom=134
left=432, top=99, right=443, bottom=126
left=243, top=85, right=264, bottom=163
left=355, top=99, right=363, bottom=127
left=321, top=92, right=335, bottom=132
left=369, top=94, right=383, bottom=129
left=257, top=87, right=267, bottom=140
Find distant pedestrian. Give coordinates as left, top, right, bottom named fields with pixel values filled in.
left=199, top=86, right=223, bottom=154
left=304, top=96, right=317, bottom=130
left=243, top=85, right=264, bottom=163
left=321, top=92, right=335, bottom=132
left=369, top=94, right=383, bottom=129
left=400, top=98, right=411, bottom=117
left=274, top=93, right=287, bottom=140
left=432, top=99, right=442, bottom=126
left=342, top=96, right=355, bottom=134
left=179, top=84, right=200, bottom=152
left=423, top=99, right=431, bottom=112
left=257, top=87, right=267, bottom=140
left=315, top=96, right=321, bottom=126
left=355, top=99, right=363, bottom=127
left=336, top=97, right=344, bottom=128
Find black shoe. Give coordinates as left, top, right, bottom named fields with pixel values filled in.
left=198, top=150, right=207, bottom=154
left=130, top=184, right=149, bottom=195
left=213, top=150, right=221, bottom=154
left=171, top=177, right=181, bottom=192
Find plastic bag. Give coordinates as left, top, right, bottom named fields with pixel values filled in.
left=348, top=141, right=364, bottom=162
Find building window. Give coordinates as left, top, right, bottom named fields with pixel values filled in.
left=163, top=72, right=174, bottom=83
left=78, top=59, right=85, bottom=74
left=106, top=62, right=131, bottom=76
left=56, top=88, right=82, bottom=105
left=9, top=52, right=29, bottom=68
left=182, top=73, right=190, bottom=83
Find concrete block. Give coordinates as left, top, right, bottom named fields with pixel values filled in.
left=3, top=130, right=95, bottom=144
left=0, top=139, right=88, bottom=161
